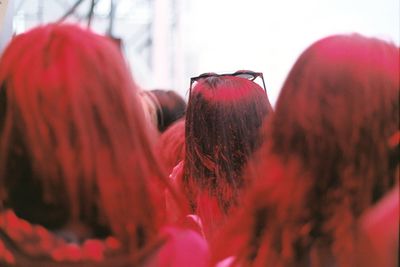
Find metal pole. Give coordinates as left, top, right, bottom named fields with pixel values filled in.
left=87, top=0, right=96, bottom=28
left=107, top=0, right=116, bottom=36
left=57, top=0, right=85, bottom=23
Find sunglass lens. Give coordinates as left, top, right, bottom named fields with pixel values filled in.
left=236, top=73, right=256, bottom=80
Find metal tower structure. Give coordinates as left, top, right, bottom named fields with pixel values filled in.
left=10, top=0, right=186, bottom=92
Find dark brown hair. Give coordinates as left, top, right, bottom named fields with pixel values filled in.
left=183, top=76, right=272, bottom=234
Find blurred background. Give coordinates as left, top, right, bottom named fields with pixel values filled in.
left=1, top=0, right=399, bottom=105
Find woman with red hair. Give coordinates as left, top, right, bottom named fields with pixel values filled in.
left=212, top=35, right=399, bottom=267
left=0, top=24, right=208, bottom=266
left=172, top=72, right=273, bottom=240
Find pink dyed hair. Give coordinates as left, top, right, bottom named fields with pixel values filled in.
left=0, top=24, right=175, bottom=251
left=159, top=118, right=186, bottom=174
left=212, top=34, right=399, bottom=267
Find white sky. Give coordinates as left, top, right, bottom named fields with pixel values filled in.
left=4, top=0, right=399, bottom=105
left=183, top=0, right=399, bottom=105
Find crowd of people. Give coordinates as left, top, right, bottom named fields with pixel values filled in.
left=0, top=23, right=398, bottom=267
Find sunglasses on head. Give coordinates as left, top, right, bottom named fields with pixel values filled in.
left=189, top=70, right=267, bottom=94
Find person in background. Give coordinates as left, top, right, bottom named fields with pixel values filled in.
left=211, top=34, right=399, bottom=267
left=171, top=71, right=273, bottom=240
left=0, top=23, right=208, bottom=267
left=141, top=89, right=186, bottom=133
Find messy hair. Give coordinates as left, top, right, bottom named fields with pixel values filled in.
left=213, top=35, right=399, bottom=267
left=184, top=76, right=272, bottom=216
left=0, top=24, right=173, bottom=251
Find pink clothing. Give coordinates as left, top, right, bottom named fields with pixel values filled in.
left=144, top=227, right=209, bottom=267
left=215, top=257, right=235, bottom=267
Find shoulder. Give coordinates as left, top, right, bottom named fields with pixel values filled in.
left=215, top=257, right=235, bottom=267
left=149, top=226, right=210, bottom=267
left=358, top=185, right=399, bottom=248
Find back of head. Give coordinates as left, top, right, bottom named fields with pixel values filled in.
left=184, top=75, right=273, bottom=213
left=271, top=34, right=399, bottom=206
left=0, top=23, right=166, bottom=251
left=150, top=89, right=187, bottom=132
left=213, top=35, right=399, bottom=267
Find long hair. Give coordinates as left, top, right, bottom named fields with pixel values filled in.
left=212, top=35, right=399, bottom=267
left=183, top=76, right=272, bottom=224
left=0, top=24, right=173, bottom=252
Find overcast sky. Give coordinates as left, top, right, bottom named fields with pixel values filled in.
left=184, top=0, right=399, bottom=105
left=3, top=0, right=399, bottom=105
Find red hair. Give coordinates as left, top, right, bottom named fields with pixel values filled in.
left=158, top=118, right=186, bottom=174
left=212, top=35, right=399, bottom=266
left=0, top=24, right=176, bottom=251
